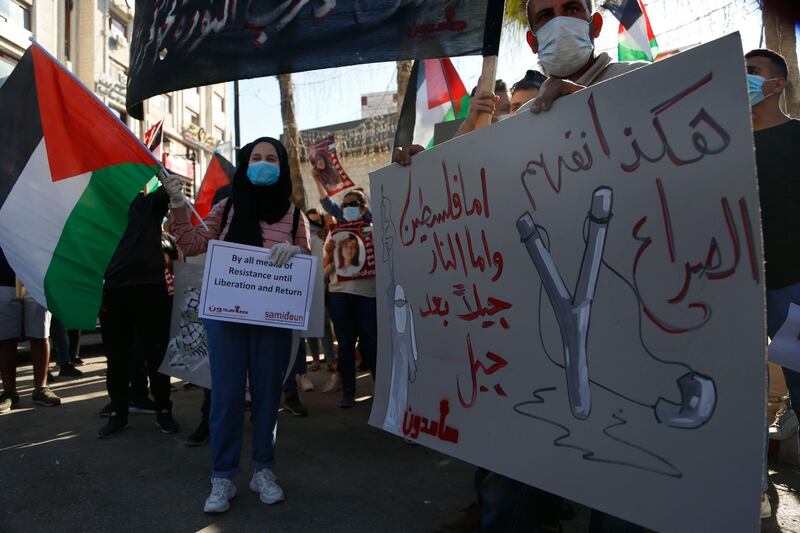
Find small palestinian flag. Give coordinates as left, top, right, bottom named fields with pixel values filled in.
left=0, top=44, right=160, bottom=328
left=603, top=0, right=659, bottom=62
left=144, top=119, right=164, bottom=157
left=395, top=58, right=469, bottom=149
left=143, top=119, right=164, bottom=194
left=193, top=152, right=235, bottom=225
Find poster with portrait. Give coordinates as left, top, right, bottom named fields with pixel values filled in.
left=328, top=222, right=376, bottom=282
left=306, top=135, right=355, bottom=196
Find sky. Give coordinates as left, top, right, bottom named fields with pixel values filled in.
left=238, top=1, right=766, bottom=147
left=237, top=29, right=536, bottom=143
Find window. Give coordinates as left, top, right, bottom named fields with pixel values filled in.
left=0, top=52, right=17, bottom=88
left=109, top=13, right=128, bottom=39
left=212, top=93, right=225, bottom=116
left=214, top=127, right=225, bottom=142
left=63, top=0, right=74, bottom=62
left=187, top=109, right=200, bottom=127
left=185, top=86, right=201, bottom=109
left=361, top=96, right=368, bottom=106
left=0, top=0, right=32, bottom=31
left=151, top=93, right=173, bottom=114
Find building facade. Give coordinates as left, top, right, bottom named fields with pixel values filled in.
left=0, top=0, right=232, bottom=199
left=361, top=90, right=397, bottom=119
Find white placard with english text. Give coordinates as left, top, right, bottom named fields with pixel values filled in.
left=199, top=240, right=317, bottom=330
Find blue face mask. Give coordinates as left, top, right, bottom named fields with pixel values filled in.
left=747, top=74, right=777, bottom=107
left=247, top=161, right=280, bottom=186
left=343, top=206, right=362, bottom=222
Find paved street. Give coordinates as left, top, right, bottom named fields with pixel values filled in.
left=1, top=344, right=799, bottom=532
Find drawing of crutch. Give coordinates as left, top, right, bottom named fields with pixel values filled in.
left=516, top=187, right=613, bottom=420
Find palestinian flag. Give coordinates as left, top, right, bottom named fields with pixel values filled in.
left=192, top=152, right=235, bottom=225
left=0, top=44, right=160, bottom=328
left=604, top=0, right=659, bottom=62
left=395, top=58, right=469, bottom=149
left=144, top=119, right=164, bottom=157
left=143, top=119, right=164, bottom=194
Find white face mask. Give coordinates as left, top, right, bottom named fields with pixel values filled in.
left=535, top=16, right=594, bottom=78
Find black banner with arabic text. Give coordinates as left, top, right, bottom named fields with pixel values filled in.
left=126, top=0, right=505, bottom=118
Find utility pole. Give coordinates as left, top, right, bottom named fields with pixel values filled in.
left=233, top=80, right=242, bottom=162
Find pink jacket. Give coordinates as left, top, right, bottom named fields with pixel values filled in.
left=171, top=199, right=310, bottom=257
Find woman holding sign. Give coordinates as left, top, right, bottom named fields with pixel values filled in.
left=323, top=189, right=377, bottom=408
left=162, top=137, right=310, bottom=514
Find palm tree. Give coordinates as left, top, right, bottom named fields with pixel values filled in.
left=762, top=0, right=800, bottom=117
left=278, top=73, right=307, bottom=211
left=504, top=0, right=528, bottom=29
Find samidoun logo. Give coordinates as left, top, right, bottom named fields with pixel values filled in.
left=264, top=309, right=304, bottom=324
left=207, top=304, right=249, bottom=315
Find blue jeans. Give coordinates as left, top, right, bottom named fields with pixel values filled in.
left=203, top=319, right=292, bottom=478
left=766, top=283, right=800, bottom=410
left=327, top=292, right=377, bottom=398
left=479, top=472, right=568, bottom=532
left=764, top=283, right=800, bottom=492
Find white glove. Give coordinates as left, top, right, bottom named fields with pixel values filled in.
left=270, top=243, right=301, bottom=267
left=160, top=172, right=185, bottom=208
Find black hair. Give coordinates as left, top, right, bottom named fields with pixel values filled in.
left=470, top=79, right=509, bottom=97
left=343, top=189, right=366, bottom=205
left=746, top=49, right=789, bottom=80
left=511, top=70, right=547, bottom=93
left=223, top=137, right=292, bottom=247
left=526, top=0, right=593, bottom=29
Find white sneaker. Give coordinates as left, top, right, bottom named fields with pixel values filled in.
left=250, top=468, right=285, bottom=504
left=204, top=477, right=236, bottom=513
left=761, top=493, right=772, bottom=519
left=769, top=408, right=799, bottom=441
left=298, top=374, right=315, bottom=392
left=321, top=373, right=341, bottom=393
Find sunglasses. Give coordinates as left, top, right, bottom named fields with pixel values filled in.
left=342, top=201, right=364, bottom=208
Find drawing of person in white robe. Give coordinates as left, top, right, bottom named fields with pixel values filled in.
left=383, top=284, right=418, bottom=433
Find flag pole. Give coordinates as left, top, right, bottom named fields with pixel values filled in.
left=473, top=55, right=498, bottom=130
left=28, top=38, right=209, bottom=231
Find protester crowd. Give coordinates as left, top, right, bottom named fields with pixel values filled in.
left=0, top=0, right=797, bottom=530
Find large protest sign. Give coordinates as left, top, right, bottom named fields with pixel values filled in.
left=368, top=34, right=765, bottom=532
left=126, top=1, right=504, bottom=117
left=199, top=240, right=317, bottom=330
